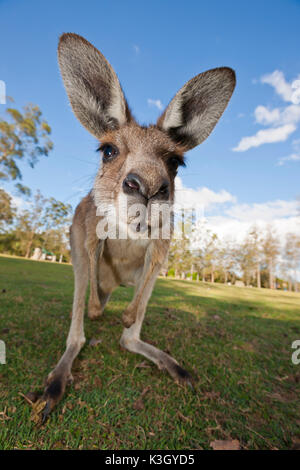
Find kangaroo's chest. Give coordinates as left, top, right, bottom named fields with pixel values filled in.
left=98, top=238, right=150, bottom=289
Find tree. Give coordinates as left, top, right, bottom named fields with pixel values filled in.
left=192, top=224, right=219, bottom=282
left=15, top=190, right=47, bottom=257
left=168, top=211, right=194, bottom=278
left=44, top=197, right=72, bottom=230
left=43, top=198, right=72, bottom=260
left=218, top=237, right=237, bottom=284
left=284, top=233, right=300, bottom=292
left=203, top=232, right=219, bottom=282
left=0, top=102, right=53, bottom=195
left=166, top=217, right=300, bottom=292
left=249, top=225, right=263, bottom=288
left=43, top=227, right=71, bottom=263
left=14, top=190, right=72, bottom=258
left=261, top=226, right=280, bottom=289
left=238, top=226, right=263, bottom=287
left=0, top=189, right=16, bottom=232
left=168, top=235, right=192, bottom=277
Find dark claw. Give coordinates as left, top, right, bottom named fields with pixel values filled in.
left=173, top=364, right=196, bottom=391
left=42, top=400, right=52, bottom=424
left=187, top=379, right=196, bottom=394
left=37, top=375, right=69, bottom=423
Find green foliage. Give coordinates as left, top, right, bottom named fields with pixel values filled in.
left=14, top=183, right=31, bottom=197
left=0, top=232, right=19, bottom=254
left=0, top=102, right=53, bottom=195
left=44, top=198, right=72, bottom=230
left=0, top=189, right=16, bottom=231
left=16, top=190, right=72, bottom=258
left=0, top=190, right=72, bottom=260
left=168, top=213, right=194, bottom=276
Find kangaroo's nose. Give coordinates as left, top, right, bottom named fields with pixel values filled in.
left=123, top=173, right=148, bottom=198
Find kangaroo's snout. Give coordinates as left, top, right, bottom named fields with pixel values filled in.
left=123, top=173, right=147, bottom=199
left=123, top=172, right=170, bottom=201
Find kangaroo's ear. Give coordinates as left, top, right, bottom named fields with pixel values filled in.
left=58, top=33, right=132, bottom=138
left=157, top=67, right=236, bottom=150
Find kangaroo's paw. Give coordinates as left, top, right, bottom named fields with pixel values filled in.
left=34, top=371, right=73, bottom=424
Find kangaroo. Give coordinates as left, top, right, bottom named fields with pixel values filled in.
left=40, top=33, right=235, bottom=421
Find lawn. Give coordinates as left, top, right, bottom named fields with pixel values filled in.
left=0, top=255, right=299, bottom=450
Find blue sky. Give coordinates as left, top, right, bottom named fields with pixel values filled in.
left=0, top=0, right=300, bottom=240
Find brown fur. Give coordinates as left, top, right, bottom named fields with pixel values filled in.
left=40, top=33, right=235, bottom=421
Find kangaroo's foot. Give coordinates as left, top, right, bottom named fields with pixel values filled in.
left=39, top=368, right=73, bottom=423
left=120, top=329, right=196, bottom=391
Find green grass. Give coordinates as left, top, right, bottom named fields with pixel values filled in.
left=0, top=255, right=299, bottom=450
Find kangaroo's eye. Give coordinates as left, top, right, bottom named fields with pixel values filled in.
left=159, top=183, right=169, bottom=195
left=169, top=157, right=179, bottom=170
left=168, top=156, right=185, bottom=173
left=99, top=143, right=119, bottom=161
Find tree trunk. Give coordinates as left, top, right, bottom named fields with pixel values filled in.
left=269, top=259, right=273, bottom=289
left=293, top=269, right=298, bottom=292
left=257, top=264, right=261, bottom=288
left=25, top=233, right=35, bottom=258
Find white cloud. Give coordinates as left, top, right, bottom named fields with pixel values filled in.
left=254, top=106, right=280, bottom=125
left=203, top=215, right=300, bottom=245
left=233, top=124, right=296, bottom=152
left=11, top=194, right=27, bottom=210
left=225, top=199, right=298, bottom=221
left=175, top=179, right=300, bottom=245
left=200, top=202, right=300, bottom=247
left=291, top=80, right=300, bottom=105
left=175, top=177, right=300, bottom=235
left=0, top=80, right=6, bottom=104
left=174, top=177, right=236, bottom=211
left=234, top=70, right=300, bottom=152
left=3, top=192, right=29, bottom=214
left=147, top=98, right=163, bottom=111
left=261, top=71, right=300, bottom=104
left=280, top=104, right=300, bottom=125
left=133, top=44, right=140, bottom=55
left=255, top=104, right=300, bottom=127
left=261, top=70, right=294, bottom=102
left=277, top=153, right=300, bottom=166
